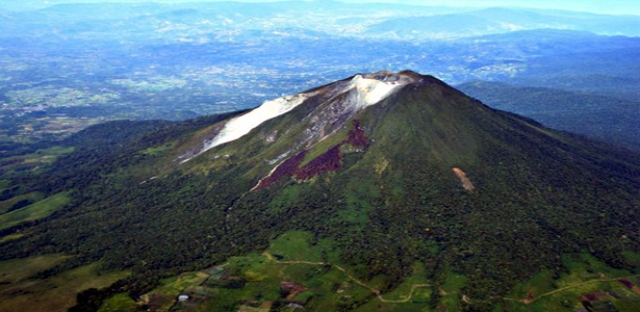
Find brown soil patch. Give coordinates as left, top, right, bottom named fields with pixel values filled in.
left=452, top=167, right=475, bottom=192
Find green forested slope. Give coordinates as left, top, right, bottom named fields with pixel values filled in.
left=1, top=74, right=639, bottom=311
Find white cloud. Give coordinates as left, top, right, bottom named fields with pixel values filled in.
left=3, top=0, right=640, bottom=15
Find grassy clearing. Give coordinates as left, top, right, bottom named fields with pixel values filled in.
left=270, top=230, right=344, bottom=266
left=623, top=250, right=640, bottom=266
left=228, top=256, right=285, bottom=301
left=300, top=130, right=347, bottom=167
left=0, top=233, right=24, bottom=243
left=355, top=299, right=433, bottom=312
left=382, top=262, right=431, bottom=302
left=0, top=147, right=74, bottom=175
left=139, top=271, right=211, bottom=311
left=340, top=192, right=373, bottom=225
left=269, top=231, right=324, bottom=262
left=0, top=253, right=71, bottom=284
left=98, top=293, right=138, bottom=312
left=0, top=261, right=129, bottom=312
left=268, top=185, right=303, bottom=211
left=505, top=270, right=555, bottom=305
left=556, top=253, right=630, bottom=288
left=0, top=192, right=70, bottom=230
left=504, top=252, right=640, bottom=311
left=103, top=231, right=439, bottom=311
left=334, top=180, right=380, bottom=228
left=355, top=262, right=433, bottom=311
left=0, top=179, right=9, bottom=192
left=0, top=191, right=45, bottom=214
left=32, top=146, right=75, bottom=157
left=140, top=144, right=172, bottom=156
left=440, top=272, right=467, bottom=311
left=255, top=231, right=429, bottom=309
left=125, top=230, right=393, bottom=311
left=141, top=255, right=288, bottom=311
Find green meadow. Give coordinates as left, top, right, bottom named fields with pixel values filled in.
left=0, top=192, right=70, bottom=231
left=0, top=255, right=129, bottom=312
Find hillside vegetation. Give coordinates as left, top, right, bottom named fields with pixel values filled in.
left=1, top=73, right=639, bottom=311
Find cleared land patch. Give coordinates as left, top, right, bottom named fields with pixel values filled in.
left=0, top=192, right=70, bottom=230
left=109, top=231, right=435, bottom=312
left=0, top=259, right=129, bottom=312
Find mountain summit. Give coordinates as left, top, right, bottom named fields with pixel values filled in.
left=179, top=70, right=418, bottom=163
left=2, top=71, right=640, bottom=311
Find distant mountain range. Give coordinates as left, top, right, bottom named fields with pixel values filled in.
left=368, top=7, right=640, bottom=39
left=2, top=2, right=640, bottom=41
left=457, top=81, right=640, bottom=151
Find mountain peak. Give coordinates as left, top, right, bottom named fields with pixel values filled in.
left=358, top=69, right=416, bottom=82
left=169, top=70, right=640, bottom=309
left=5, top=70, right=640, bottom=311
left=180, top=70, right=422, bottom=162
left=350, top=70, right=414, bottom=106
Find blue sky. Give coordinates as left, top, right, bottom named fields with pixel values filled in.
left=2, top=0, right=640, bottom=15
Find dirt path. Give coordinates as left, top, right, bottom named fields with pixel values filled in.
left=503, top=274, right=640, bottom=305
left=262, top=251, right=430, bottom=303
left=379, top=284, right=432, bottom=303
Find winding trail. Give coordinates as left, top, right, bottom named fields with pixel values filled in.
left=503, top=274, right=640, bottom=305
left=262, top=251, right=430, bottom=303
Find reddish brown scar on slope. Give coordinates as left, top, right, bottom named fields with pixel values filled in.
left=453, top=167, right=475, bottom=192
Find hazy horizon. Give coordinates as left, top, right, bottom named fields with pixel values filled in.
left=1, top=0, right=640, bottom=15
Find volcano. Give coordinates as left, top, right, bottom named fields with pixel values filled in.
left=1, top=71, right=640, bottom=311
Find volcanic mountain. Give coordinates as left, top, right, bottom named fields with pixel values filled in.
left=1, top=70, right=640, bottom=311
